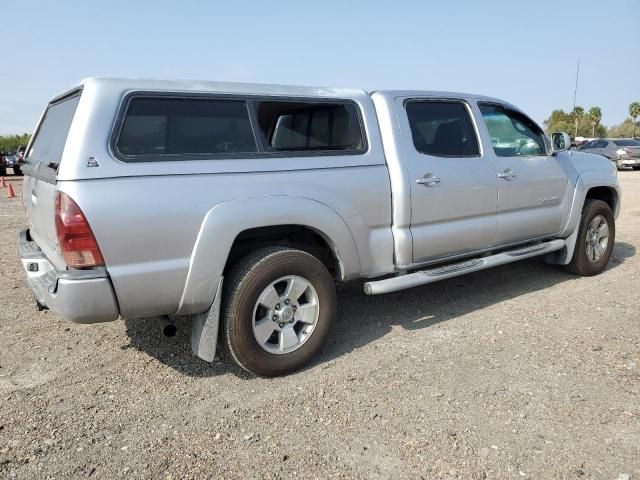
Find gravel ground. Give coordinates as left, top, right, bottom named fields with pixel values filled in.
left=0, top=170, right=639, bottom=480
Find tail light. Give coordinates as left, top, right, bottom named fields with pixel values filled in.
left=55, top=192, right=104, bottom=268
left=616, top=148, right=630, bottom=158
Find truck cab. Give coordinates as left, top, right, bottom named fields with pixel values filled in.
left=372, top=92, right=574, bottom=267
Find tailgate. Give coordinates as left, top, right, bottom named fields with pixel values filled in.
left=23, top=91, right=82, bottom=270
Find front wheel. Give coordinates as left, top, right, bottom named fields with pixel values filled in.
left=222, top=246, right=337, bottom=377
left=566, top=199, right=615, bottom=276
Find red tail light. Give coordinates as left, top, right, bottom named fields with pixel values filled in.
left=55, top=192, right=104, bottom=268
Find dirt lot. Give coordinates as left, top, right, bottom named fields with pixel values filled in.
left=0, top=171, right=639, bottom=480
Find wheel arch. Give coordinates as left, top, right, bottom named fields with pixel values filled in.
left=585, top=185, right=619, bottom=218
left=225, top=224, right=344, bottom=280
left=551, top=173, right=620, bottom=265
left=175, top=195, right=361, bottom=316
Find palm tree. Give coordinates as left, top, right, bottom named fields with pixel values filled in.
left=588, top=107, right=602, bottom=137
left=630, top=102, right=640, bottom=137
left=571, top=106, right=584, bottom=138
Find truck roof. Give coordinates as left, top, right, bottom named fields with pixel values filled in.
left=52, top=77, right=511, bottom=108
left=55, top=77, right=368, bottom=102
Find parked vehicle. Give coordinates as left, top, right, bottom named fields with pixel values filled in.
left=4, top=153, right=17, bottom=170
left=18, top=78, right=620, bottom=376
left=12, top=145, right=26, bottom=175
left=580, top=138, right=640, bottom=169
left=0, top=151, right=6, bottom=177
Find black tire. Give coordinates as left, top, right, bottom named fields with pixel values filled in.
left=13, top=166, right=22, bottom=176
left=0, top=167, right=6, bottom=177
left=632, top=166, right=640, bottom=171
left=222, top=246, right=337, bottom=377
left=565, top=199, right=615, bottom=276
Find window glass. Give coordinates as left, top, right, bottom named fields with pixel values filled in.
left=613, top=139, right=640, bottom=147
left=479, top=104, right=547, bottom=157
left=27, top=93, right=81, bottom=166
left=594, top=140, right=608, bottom=148
left=405, top=101, right=479, bottom=157
left=117, top=97, right=257, bottom=158
left=256, top=101, right=364, bottom=152
left=580, top=141, right=595, bottom=149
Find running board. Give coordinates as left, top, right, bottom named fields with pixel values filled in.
left=364, top=239, right=566, bottom=295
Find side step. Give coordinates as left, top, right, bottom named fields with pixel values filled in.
left=364, top=239, right=566, bottom=295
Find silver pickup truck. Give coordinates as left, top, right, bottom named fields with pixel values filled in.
left=18, top=78, right=620, bottom=376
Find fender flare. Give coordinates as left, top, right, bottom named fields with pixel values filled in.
left=175, top=195, right=361, bottom=316
left=551, top=172, right=620, bottom=265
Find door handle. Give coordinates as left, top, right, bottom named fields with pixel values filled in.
left=417, top=174, right=441, bottom=186
left=498, top=169, right=517, bottom=180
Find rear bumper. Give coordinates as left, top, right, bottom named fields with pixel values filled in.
left=17, top=228, right=119, bottom=324
left=617, top=157, right=640, bottom=166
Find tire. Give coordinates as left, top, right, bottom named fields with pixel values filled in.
left=0, top=167, right=6, bottom=177
left=222, top=246, right=337, bottom=377
left=13, top=166, right=22, bottom=176
left=565, top=199, right=615, bottom=276
left=632, top=166, right=640, bottom=171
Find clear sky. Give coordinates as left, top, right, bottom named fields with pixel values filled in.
left=1, top=0, right=638, bottom=134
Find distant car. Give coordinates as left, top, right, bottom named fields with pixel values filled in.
left=13, top=145, right=26, bottom=176
left=579, top=138, right=640, bottom=170
left=5, top=154, right=16, bottom=167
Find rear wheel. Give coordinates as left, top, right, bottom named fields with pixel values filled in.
left=222, top=246, right=336, bottom=377
left=0, top=167, right=6, bottom=177
left=12, top=166, right=22, bottom=176
left=566, top=199, right=615, bottom=276
left=632, top=166, right=640, bottom=171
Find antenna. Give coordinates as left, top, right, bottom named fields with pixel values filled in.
left=572, top=58, right=580, bottom=110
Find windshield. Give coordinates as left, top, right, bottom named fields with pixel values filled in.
left=26, top=92, right=81, bottom=168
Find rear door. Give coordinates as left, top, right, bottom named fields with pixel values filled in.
left=23, top=91, right=82, bottom=270
left=398, top=98, right=498, bottom=262
left=477, top=103, right=569, bottom=245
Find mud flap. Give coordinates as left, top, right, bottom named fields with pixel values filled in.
left=545, top=228, right=579, bottom=265
left=190, top=278, right=223, bottom=362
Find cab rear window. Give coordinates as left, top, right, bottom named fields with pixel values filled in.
left=115, top=97, right=257, bottom=159
left=26, top=92, right=81, bottom=168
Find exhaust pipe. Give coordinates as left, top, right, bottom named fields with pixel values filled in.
left=159, top=316, right=177, bottom=337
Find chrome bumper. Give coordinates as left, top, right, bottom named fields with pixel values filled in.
left=618, top=158, right=640, bottom=166
left=17, top=228, right=119, bottom=324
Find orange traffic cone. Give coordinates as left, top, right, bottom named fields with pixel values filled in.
left=1, top=176, right=5, bottom=188
left=7, top=183, right=15, bottom=198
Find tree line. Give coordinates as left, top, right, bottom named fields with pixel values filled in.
left=544, top=101, right=640, bottom=139
left=0, top=134, right=31, bottom=153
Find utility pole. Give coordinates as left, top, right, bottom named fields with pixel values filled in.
left=572, top=58, right=580, bottom=110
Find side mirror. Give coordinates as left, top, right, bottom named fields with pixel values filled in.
left=551, top=132, right=571, bottom=153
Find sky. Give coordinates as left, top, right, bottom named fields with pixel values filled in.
left=1, top=0, right=638, bottom=134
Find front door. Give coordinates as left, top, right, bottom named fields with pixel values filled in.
left=477, top=103, right=570, bottom=246
left=399, top=98, right=498, bottom=263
